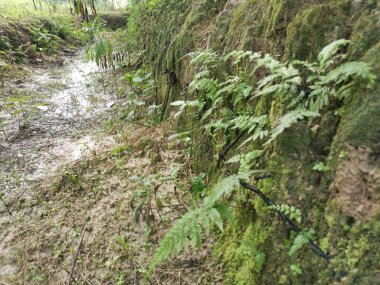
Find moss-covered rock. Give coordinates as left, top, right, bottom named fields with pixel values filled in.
left=136, top=0, right=380, bottom=283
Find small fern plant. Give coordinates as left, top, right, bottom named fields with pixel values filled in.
left=289, top=228, right=315, bottom=256
left=171, top=40, right=374, bottom=150
left=269, top=204, right=302, bottom=224
left=151, top=170, right=251, bottom=268
left=156, top=40, right=374, bottom=270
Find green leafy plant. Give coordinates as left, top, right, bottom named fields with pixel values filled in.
left=153, top=40, right=374, bottom=270
left=151, top=171, right=250, bottom=268
left=289, top=264, right=303, bottom=276
left=312, top=162, right=330, bottom=172
left=289, top=229, right=315, bottom=256
left=171, top=40, right=374, bottom=153
left=168, top=131, right=192, bottom=145
left=83, top=17, right=112, bottom=66
left=269, top=204, right=302, bottom=224
left=265, top=109, right=319, bottom=145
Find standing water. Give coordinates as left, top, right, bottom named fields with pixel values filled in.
left=0, top=52, right=118, bottom=198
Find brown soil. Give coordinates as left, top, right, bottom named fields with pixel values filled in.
left=332, top=145, right=380, bottom=220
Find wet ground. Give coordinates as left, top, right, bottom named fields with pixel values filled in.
left=0, top=52, right=221, bottom=285
left=0, top=53, right=118, bottom=198
left=0, top=52, right=124, bottom=277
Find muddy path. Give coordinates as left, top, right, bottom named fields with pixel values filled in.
left=0, top=53, right=118, bottom=199
left=0, top=53, right=221, bottom=284
left=0, top=53, right=122, bottom=276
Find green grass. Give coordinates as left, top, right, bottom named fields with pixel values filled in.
left=0, top=0, right=71, bottom=18
left=0, top=0, right=124, bottom=18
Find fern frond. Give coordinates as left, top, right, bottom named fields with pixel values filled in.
left=292, top=60, right=318, bottom=73
left=230, top=115, right=268, bottom=134
left=189, top=77, right=218, bottom=95
left=187, top=50, right=219, bottom=68
left=151, top=207, right=205, bottom=266
left=320, top=61, right=375, bottom=85
left=204, top=174, right=242, bottom=207
left=289, top=229, right=315, bottom=256
left=255, top=53, right=282, bottom=71
left=204, top=119, right=229, bottom=133
left=265, top=109, right=319, bottom=145
left=224, top=50, right=260, bottom=63
left=269, top=204, right=302, bottom=224
left=226, top=150, right=264, bottom=172
left=151, top=172, right=250, bottom=268
left=214, top=203, right=233, bottom=222
left=307, top=87, right=330, bottom=113
left=231, top=115, right=268, bottom=148
left=318, top=39, right=351, bottom=69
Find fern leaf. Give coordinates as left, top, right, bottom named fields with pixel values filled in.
left=289, top=233, right=309, bottom=256
left=265, top=109, right=319, bottom=145
left=152, top=172, right=251, bottom=267
left=320, top=61, right=375, bottom=85
left=187, top=50, right=218, bottom=68
left=318, top=39, right=351, bottom=69
left=307, top=87, right=329, bottom=113
left=254, top=84, right=283, bottom=98
left=226, top=150, right=264, bottom=172
left=289, top=229, right=315, bottom=256
left=257, top=73, right=280, bottom=89
left=255, top=53, right=282, bottom=71
left=254, top=252, right=266, bottom=272
left=207, top=208, right=224, bottom=231
left=152, top=208, right=202, bottom=266
left=292, top=60, right=318, bottom=73
left=189, top=221, right=202, bottom=249
left=214, top=203, right=233, bottom=222
left=204, top=175, right=241, bottom=207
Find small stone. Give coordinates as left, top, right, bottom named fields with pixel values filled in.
left=0, top=111, right=11, bottom=119
left=37, top=106, right=49, bottom=111
left=106, top=101, right=115, bottom=108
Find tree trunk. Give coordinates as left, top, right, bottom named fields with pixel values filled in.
left=90, top=0, right=97, bottom=17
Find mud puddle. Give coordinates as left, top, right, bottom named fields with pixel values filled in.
left=0, top=52, right=119, bottom=198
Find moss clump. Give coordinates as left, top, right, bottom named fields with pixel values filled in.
left=219, top=0, right=299, bottom=53
left=216, top=218, right=270, bottom=285
left=350, top=1, right=380, bottom=58
left=335, top=43, right=380, bottom=148
left=284, top=2, right=352, bottom=60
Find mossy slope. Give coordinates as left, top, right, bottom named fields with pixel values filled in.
left=137, top=0, right=380, bottom=284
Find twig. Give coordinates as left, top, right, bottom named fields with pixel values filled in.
left=67, top=225, right=87, bottom=285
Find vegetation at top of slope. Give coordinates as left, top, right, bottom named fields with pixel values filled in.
left=0, top=0, right=129, bottom=65
left=0, top=15, right=83, bottom=64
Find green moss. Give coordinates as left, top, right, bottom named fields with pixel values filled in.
left=335, top=43, right=380, bottom=148
left=350, top=1, right=380, bottom=58
left=217, top=223, right=268, bottom=285
left=284, top=2, right=352, bottom=60
left=136, top=0, right=380, bottom=283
